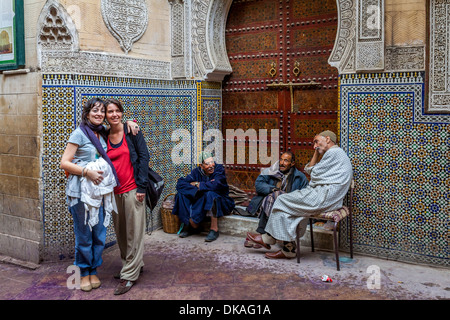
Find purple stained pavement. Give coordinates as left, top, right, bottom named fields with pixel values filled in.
left=0, top=229, right=449, bottom=301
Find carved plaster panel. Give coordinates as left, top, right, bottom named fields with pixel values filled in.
left=37, top=0, right=170, bottom=79
left=101, top=0, right=149, bottom=54
left=171, top=0, right=232, bottom=81
left=385, top=46, right=425, bottom=72
left=207, top=0, right=233, bottom=78
left=170, top=0, right=185, bottom=57
left=329, top=0, right=387, bottom=73
left=429, top=0, right=450, bottom=113
left=40, top=50, right=170, bottom=79
left=328, top=0, right=357, bottom=74
left=171, top=56, right=186, bottom=79
left=169, top=0, right=186, bottom=78
left=192, top=0, right=213, bottom=78
left=355, top=0, right=384, bottom=71
left=37, top=0, right=79, bottom=66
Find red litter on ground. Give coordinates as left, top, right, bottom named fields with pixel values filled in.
left=321, top=275, right=333, bottom=282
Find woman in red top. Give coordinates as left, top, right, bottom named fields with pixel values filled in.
left=105, top=98, right=149, bottom=295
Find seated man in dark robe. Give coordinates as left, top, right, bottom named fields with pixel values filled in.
left=172, top=152, right=235, bottom=242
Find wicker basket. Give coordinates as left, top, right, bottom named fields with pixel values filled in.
left=160, top=193, right=181, bottom=234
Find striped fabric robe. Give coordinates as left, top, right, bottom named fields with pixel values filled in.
left=265, top=146, right=353, bottom=242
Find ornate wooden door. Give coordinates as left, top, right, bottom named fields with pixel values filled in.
left=223, top=0, right=339, bottom=194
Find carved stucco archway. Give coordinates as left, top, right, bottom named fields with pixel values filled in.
left=37, top=0, right=386, bottom=80
left=169, top=0, right=234, bottom=81
left=175, top=0, right=385, bottom=80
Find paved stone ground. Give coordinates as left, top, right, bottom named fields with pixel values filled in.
left=0, top=229, right=449, bottom=303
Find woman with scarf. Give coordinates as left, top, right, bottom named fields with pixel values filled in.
left=60, top=97, right=137, bottom=292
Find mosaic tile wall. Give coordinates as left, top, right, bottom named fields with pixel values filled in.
left=201, top=82, right=223, bottom=158
left=41, top=74, right=221, bottom=260
left=339, top=72, right=449, bottom=267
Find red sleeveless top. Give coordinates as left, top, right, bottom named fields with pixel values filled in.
left=107, top=134, right=137, bottom=194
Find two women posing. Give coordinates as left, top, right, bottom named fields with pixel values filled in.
left=60, top=98, right=148, bottom=295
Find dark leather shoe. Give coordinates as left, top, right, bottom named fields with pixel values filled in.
left=265, top=250, right=293, bottom=259
left=114, top=279, right=134, bottom=295
left=244, top=238, right=253, bottom=248
left=205, top=230, right=219, bottom=242
left=244, top=237, right=263, bottom=249
left=179, top=224, right=200, bottom=238
left=246, top=232, right=271, bottom=250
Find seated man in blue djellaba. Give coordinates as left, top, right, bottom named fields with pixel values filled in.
left=244, top=151, right=309, bottom=249
left=172, top=152, right=235, bottom=242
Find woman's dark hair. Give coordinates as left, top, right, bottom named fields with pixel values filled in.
left=104, top=98, right=124, bottom=113
left=81, top=97, right=105, bottom=125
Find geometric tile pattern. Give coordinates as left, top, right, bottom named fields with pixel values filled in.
left=201, top=81, right=222, bottom=158
left=41, top=74, right=220, bottom=260
left=339, top=72, right=449, bottom=267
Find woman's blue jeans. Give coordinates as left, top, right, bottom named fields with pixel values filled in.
left=69, top=200, right=106, bottom=277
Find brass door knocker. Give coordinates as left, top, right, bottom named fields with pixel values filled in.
left=268, top=62, right=277, bottom=78
left=293, top=61, right=300, bottom=77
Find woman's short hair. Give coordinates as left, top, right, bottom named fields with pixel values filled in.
left=81, top=97, right=105, bottom=125
left=104, top=98, right=124, bottom=113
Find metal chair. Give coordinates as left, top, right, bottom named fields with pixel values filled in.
left=295, top=179, right=354, bottom=271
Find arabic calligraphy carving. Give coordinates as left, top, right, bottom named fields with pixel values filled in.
left=101, top=0, right=149, bottom=54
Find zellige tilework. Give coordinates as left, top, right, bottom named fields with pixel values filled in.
left=339, top=72, right=449, bottom=267
left=41, top=74, right=221, bottom=260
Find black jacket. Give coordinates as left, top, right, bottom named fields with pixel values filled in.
left=111, top=124, right=150, bottom=194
